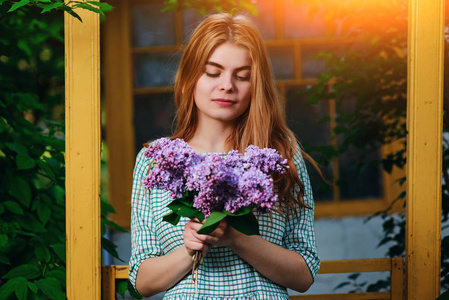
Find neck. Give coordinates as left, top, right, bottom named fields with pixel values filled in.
left=188, top=119, right=235, bottom=153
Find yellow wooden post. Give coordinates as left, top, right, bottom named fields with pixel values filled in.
left=65, top=6, right=101, bottom=300
left=406, top=0, right=444, bottom=298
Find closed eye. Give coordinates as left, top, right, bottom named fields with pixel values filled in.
left=206, top=73, right=220, bottom=78
left=236, top=75, right=250, bottom=81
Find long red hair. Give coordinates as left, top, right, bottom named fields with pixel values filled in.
left=172, top=13, right=320, bottom=212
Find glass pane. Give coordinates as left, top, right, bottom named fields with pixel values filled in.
left=336, top=98, right=384, bottom=200
left=133, top=53, right=181, bottom=88
left=131, top=2, right=176, bottom=47
left=182, top=8, right=205, bottom=43
left=182, top=2, right=276, bottom=42
left=283, top=0, right=327, bottom=39
left=251, top=1, right=276, bottom=40
left=301, top=44, right=348, bottom=79
left=268, top=46, right=294, bottom=80
left=338, top=146, right=383, bottom=200
left=133, top=93, right=176, bottom=154
left=286, top=86, right=333, bottom=201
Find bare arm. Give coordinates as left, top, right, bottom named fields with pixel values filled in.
left=134, top=220, right=213, bottom=297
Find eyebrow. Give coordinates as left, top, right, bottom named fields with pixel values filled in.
left=206, top=61, right=251, bottom=71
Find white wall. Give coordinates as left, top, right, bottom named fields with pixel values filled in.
left=110, top=215, right=411, bottom=298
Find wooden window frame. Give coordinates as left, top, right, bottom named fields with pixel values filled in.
left=103, top=0, right=405, bottom=228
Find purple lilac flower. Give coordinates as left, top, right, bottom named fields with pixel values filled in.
left=187, top=154, right=239, bottom=217
left=142, top=138, right=204, bottom=199
left=143, top=138, right=288, bottom=217
left=241, top=145, right=289, bottom=175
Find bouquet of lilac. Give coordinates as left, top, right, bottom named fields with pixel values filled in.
left=142, top=138, right=289, bottom=236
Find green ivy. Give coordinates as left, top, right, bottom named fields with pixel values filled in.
left=301, top=0, right=449, bottom=294
left=0, top=3, right=126, bottom=299
left=1, top=0, right=113, bottom=22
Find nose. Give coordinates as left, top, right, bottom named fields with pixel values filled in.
left=220, top=74, right=234, bottom=92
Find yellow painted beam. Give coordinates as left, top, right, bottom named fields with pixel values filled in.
left=65, top=6, right=101, bottom=300
left=406, top=0, right=444, bottom=299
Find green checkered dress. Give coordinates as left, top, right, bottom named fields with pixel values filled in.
left=129, top=143, right=320, bottom=299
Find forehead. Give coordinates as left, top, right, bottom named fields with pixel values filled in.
left=207, top=42, right=251, bottom=68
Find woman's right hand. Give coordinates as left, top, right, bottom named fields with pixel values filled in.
left=183, top=218, right=229, bottom=257
left=183, top=218, right=212, bottom=257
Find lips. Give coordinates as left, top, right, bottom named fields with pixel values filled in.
left=212, top=98, right=236, bottom=106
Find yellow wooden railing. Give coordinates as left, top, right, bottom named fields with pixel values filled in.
left=101, top=258, right=403, bottom=300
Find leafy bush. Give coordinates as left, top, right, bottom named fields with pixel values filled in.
left=303, top=0, right=449, bottom=292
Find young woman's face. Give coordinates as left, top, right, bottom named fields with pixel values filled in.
left=193, top=42, right=252, bottom=125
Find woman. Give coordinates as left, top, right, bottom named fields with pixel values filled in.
left=129, top=13, right=320, bottom=299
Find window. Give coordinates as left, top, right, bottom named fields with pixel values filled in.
left=103, top=0, right=404, bottom=228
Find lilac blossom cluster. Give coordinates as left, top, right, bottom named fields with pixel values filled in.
left=142, top=138, right=203, bottom=199
left=143, top=139, right=289, bottom=217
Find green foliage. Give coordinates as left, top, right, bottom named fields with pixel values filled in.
left=1, top=0, right=113, bottom=22
left=301, top=0, right=449, bottom=291
left=162, top=0, right=257, bottom=16
left=0, top=4, right=125, bottom=299
left=0, top=5, right=67, bottom=300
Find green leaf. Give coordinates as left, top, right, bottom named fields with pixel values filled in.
left=60, top=6, right=83, bottom=22
left=101, top=218, right=126, bottom=233
left=0, top=277, right=27, bottom=299
left=36, top=278, right=65, bottom=300
left=348, top=273, right=361, bottom=280
left=334, top=281, right=351, bottom=290
left=2, top=265, right=41, bottom=280
left=0, top=253, right=11, bottom=265
left=35, top=245, right=51, bottom=263
left=7, top=0, right=30, bottom=12
left=45, top=270, right=65, bottom=283
left=116, top=279, right=127, bottom=298
left=167, top=201, right=198, bottom=218
left=0, top=234, right=8, bottom=248
left=226, top=213, right=260, bottom=236
left=40, top=2, right=64, bottom=13
left=27, top=282, right=38, bottom=294
left=52, top=243, right=66, bottom=264
left=73, top=3, right=104, bottom=16
left=127, top=280, right=143, bottom=299
left=101, top=237, right=124, bottom=262
left=9, top=177, right=31, bottom=208
left=225, top=206, right=253, bottom=216
left=162, top=211, right=181, bottom=226
left=436, top=290, right=449, bottom=300
left=197, top=211, right=226, bottom=235
left=14, top=278, right=28, bottom=300
left=37, top=205, right=51, bottom=225
left=86, top=1, right=113, bottom=12
left=4, top=201, right=24, bottom=215
left=195, top=211, right=205, bottom=222
left=16, top=152, right=36, bottom=170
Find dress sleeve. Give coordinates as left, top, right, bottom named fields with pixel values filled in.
left=282, top=145, right=320, bottom=280
left=128, top=147, right=163, bottom=290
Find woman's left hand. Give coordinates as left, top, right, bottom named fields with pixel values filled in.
left=194, top=219, right=243, bottom=249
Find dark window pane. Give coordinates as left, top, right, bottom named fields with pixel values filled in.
left=338, top=146, right=383, bottom=200
left=131, top=2, right=176, bottom=47
left=286, top=86, right=333, bottom=201
left=134, top=93, right=176, bottom=154
left=133, top=53, right=181, bottom=88
left=268, top=46, right=294, bottom=80
left=182, top=8, right=204, bottom=43
left=283, top=0, right=327, bottom=39
left=336, top=98, right=384, bottom=200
